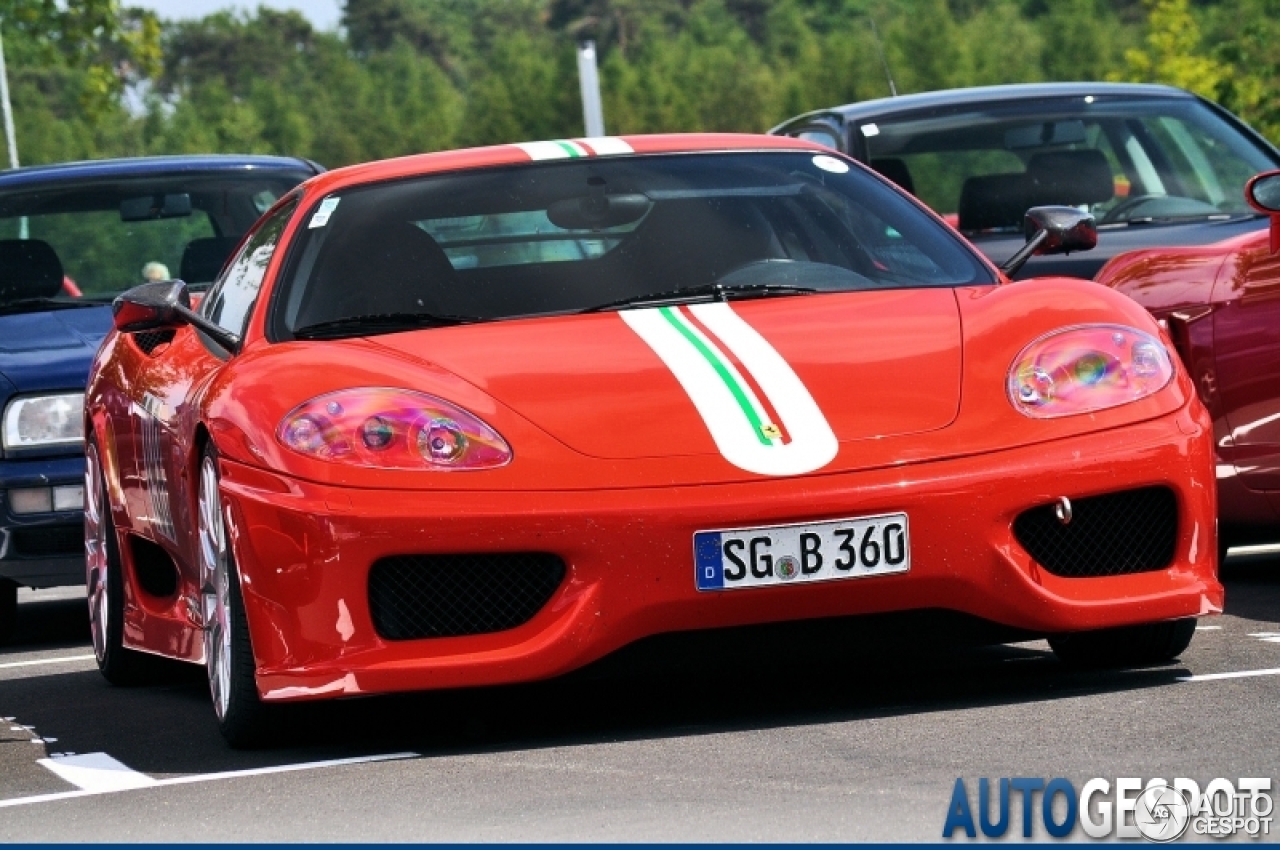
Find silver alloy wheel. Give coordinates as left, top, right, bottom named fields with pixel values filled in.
left=198, top=455, right=233, bottom=720
left=84, top=443, right=110, bottom=664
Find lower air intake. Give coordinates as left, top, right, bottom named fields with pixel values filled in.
left=1013, top=486, right=1178, bottom=578
left=368, top=552, right=566, bottom=640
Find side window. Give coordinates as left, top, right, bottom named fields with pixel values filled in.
left=201, top=196, right=298, bottom=338
left=791, top=127, right=841, bottom=151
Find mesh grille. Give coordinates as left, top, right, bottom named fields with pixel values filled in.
left=368, top=553, right=566, bottom=640
left=133, top=330, right=175, bottom=355
left=1013, top=486, right=1178, bottom=578
left=11, top=525, right=83, bottom=557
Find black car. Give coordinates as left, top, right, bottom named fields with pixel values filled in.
left=771, top=82, right=1280, bottom=278
left=0, top=155, right=320, bottom=642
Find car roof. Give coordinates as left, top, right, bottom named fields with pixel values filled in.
left=0, top=154, right=321, bottom=191
left=298, top=133, right=829, bottom=199
left=772, top=82, right=1196, bottom=131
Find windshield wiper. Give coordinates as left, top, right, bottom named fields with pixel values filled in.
left=292, top=311, right=478, bottom=340
left=0, top=296, right=109, bottom=316
left=584, top=282, right=817, bottom=313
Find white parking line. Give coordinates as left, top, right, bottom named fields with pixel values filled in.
left=0, top=751, right=419, bottom=808
left=39, top=753, right=158, bottom=793
left=0, top=654, right=96, bottom=670
left=1178, top=667, right=1280, bottom=683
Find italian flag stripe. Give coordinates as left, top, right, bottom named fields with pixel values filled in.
left=514, top=138, right=634, bottom=160
left=621, top=303, right=838, bottom=477
left=659, top=306, right=772, bottom=447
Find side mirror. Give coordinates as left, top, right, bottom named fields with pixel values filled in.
left=1245, top=170, right=1280, bottom=253
left=112, top=280, right=191, bottom=333
left=1000, top=206, right=1097, bottom=277
left=112, top=279, right=241, bottom=352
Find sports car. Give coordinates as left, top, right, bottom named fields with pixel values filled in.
left=1095, top=170, right=1280, bottom=558
left=86, top=134, right=1221, bottom=746
left=770, top=83, right=1280, bottom=279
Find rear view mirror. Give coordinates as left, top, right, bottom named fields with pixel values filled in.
left=1005, top=120, right=1087, bottom=150
left=1246, top=171, right=1280, bottom=254
left=120, top=193, right=193, bottom=222
left=546, top=193, right=651, bottom=230
left=999, top=206, right=1097, bottom=276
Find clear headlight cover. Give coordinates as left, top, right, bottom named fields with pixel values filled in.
left=2, top=393, right=85, bottom=449
left=277, top=388, right=511, bottom=470
left=1008, top=325, right=1174, bottom=419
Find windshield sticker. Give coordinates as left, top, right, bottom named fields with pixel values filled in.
left=515, top=138, right=635, bottom=160
left=860, top=123, right=880, bottom=137
left=621, top=303, right=838, bottom=476
left=812, top=155, right=849, bottom=174
left=308, top=197, right=341, bottom=229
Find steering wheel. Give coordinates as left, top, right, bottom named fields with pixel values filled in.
left=1099, top=195, right=1163, bottom=225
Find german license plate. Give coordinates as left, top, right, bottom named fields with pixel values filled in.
left=694, top=512, right=910, bottom=591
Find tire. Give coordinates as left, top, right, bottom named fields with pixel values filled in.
left=198, top=444, right=278, bottom=747
left=0, top=578, right=16, bottom=645
left=86, top=440, right=156, bottom=684
left=1048, top=618, right=1197, bottom=668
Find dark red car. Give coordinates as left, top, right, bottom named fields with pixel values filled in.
left=1096, top=170, right=1280, bottom=558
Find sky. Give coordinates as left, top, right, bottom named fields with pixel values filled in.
left=127, top=0, right=343, bottom=31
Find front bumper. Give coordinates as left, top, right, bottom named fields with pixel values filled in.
left=0, top=455, right=85, bottom=588
left=214, top=404, right=1220, bottom=702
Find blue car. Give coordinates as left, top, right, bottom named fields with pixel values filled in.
left=0, top=155, right=320, bottom=642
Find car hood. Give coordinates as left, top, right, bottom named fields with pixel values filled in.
left=0, top=305, right=112, bottom=393
left=369, top=289, right=961, bottom=470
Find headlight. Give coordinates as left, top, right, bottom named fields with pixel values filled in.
left=1008, top=325, right=1174, bottom=419
left=2, top=393, right=85, bottom=449
left=277, top=388, right=511, bottom=470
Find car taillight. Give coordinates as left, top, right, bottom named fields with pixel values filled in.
left=1008, top=325, right=1174, bottom=419
left=277, top=388, right=511, bottom=470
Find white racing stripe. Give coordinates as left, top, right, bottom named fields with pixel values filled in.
left=514, top=138, right=634, bottom=160
left=622, top=303, right=837, bottom=476
left=0, top=751, right=419, bottom=808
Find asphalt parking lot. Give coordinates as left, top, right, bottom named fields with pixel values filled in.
left=0, top=555, right=1277, bottom=841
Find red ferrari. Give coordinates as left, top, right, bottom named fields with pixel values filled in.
left=86, top=134, right=1221, bottom=745
left=1096, top=170, right=1280, bottom=559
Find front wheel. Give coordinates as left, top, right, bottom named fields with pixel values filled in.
left=1048, top=618, right=1197, bottom=667
left=0, top=579, right=16, bottom=645
left=198, top=445, right=277, bottom=747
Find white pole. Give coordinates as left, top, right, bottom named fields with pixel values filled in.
left=0, top=21, right=19, bottom=170
left=0, top=20, right=27, bottom=238
left=576, top=40, right=605, bottom=138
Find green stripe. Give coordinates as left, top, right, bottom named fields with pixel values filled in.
left=659, top=306, right=770, bottom=446
left=554, top=140, right=583, bottom=158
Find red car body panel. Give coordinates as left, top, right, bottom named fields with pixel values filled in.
left=1097, top=223, right=1280, bottom=536
left=86, top=134, right=1222, bottom=702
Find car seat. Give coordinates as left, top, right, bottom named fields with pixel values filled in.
left=0, top=239, right=64, bottom=302
left=180, top=236, right=242, bottom=284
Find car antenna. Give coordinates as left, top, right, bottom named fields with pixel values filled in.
left=869, top=17, right=898, bottom=97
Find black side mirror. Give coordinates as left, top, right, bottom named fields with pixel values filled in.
left=1246, top=170, right=1280, bottom=253
left=1000, top=206, right=1097, bottom=277
left=112, top=280, right=190, bottom=332
left=112, top=279, right=241, bottom=352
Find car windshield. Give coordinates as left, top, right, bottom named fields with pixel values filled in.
left=855, top=96, right=1278, bottom=234
left=0, top=168, right=310, bottom=312
left=276, top=151, right=994, bottom=336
